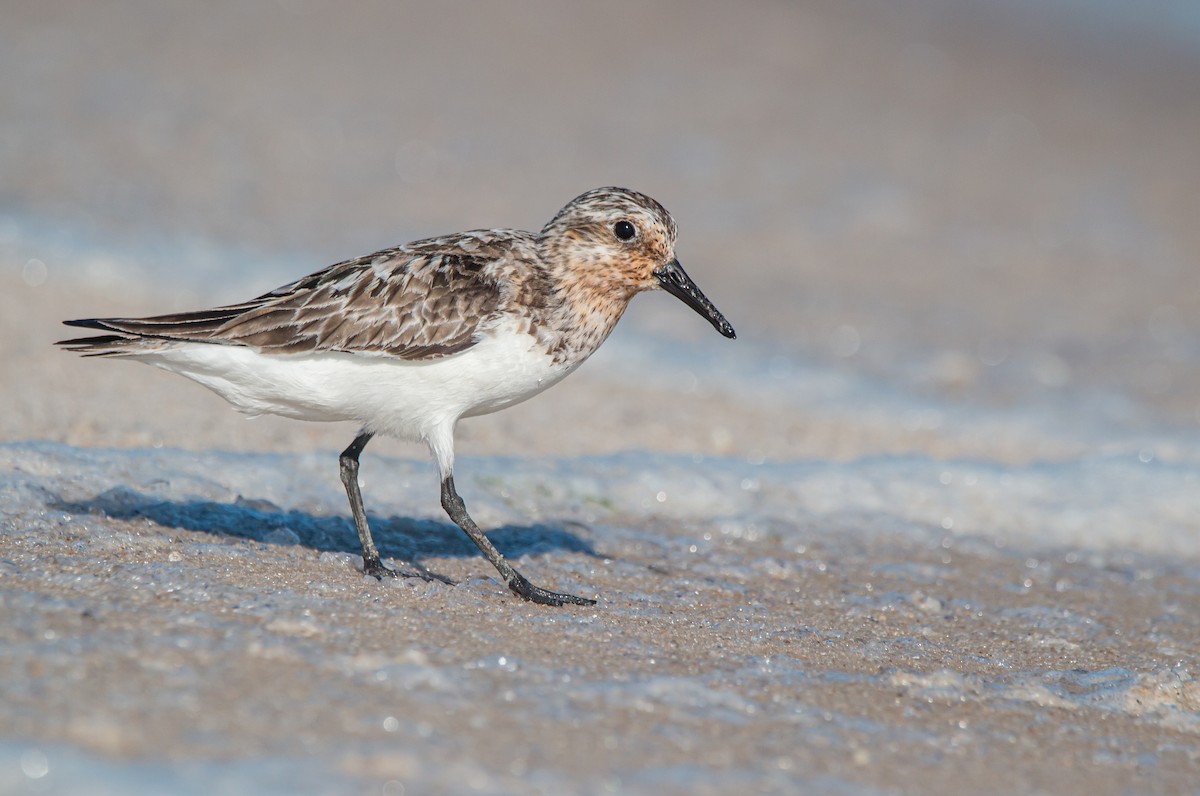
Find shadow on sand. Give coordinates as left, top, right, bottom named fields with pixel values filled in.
left=51, top=485, right=598, bottom=575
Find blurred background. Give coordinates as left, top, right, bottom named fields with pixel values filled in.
left=3, top=0, right=1199, bottom=459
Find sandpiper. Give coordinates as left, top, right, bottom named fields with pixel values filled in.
left=58, top=187, right=736, bottom=605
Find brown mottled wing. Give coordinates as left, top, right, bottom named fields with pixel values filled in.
left=213, top=246, right=504, bottom=358
left=62, top=239, right=509, bottom=360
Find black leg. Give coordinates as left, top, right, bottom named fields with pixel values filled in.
left=339, top=432, right=452, bottom=585
left=440, top=475, right=595, bottom=606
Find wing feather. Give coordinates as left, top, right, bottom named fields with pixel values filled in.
left=59, top=234, right=521, bottom=360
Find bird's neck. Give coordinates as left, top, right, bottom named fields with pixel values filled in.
left=539, top=263, right=635, bottom=366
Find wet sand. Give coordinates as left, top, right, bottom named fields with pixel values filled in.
left=3, top=440, right=1199, bottom=795
left=3, top=1, right=1200, bottom=793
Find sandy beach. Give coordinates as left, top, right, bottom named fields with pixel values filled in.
left=3, top=2, right=1200, bottom=793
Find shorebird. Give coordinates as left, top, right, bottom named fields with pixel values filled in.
left=58, top=187, right=736, bottom=605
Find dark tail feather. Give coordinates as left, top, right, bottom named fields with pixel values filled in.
left=57, top=334, right=127, bottom=347
left=58, top=318, right=169, bottom=356
left=60, top=306, right=252, bottom=338
left=57, top=307, right=252, bottom=355
left=61, top=318, right=119, bottom=331
left=56, top=327, right=144, bottom=356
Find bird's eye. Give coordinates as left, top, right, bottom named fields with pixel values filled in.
left=613, top=220, right=636, bottom=241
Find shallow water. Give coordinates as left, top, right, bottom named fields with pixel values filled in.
left=3, top=441, right=1200, bottom=792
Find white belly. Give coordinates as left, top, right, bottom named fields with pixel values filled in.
left=132, top=320, right=579, bottom=443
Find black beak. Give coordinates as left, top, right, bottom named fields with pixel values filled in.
left=653, top=259, right=736, bottom=339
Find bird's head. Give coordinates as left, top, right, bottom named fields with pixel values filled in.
left=539, top=187, right=736, bottom=339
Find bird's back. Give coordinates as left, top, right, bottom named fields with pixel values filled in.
left=58, top=229, right=550, bottom=362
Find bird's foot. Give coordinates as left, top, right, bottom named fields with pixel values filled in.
left=507, top=570, right=596, bottom=606
left=363, top=556, right=455, bottom=585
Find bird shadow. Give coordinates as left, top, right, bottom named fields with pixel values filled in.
left=50, top=486, right=598, bottom=571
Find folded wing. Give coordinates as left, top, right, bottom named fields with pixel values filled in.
left=58, top=238, right=510, bottom=361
